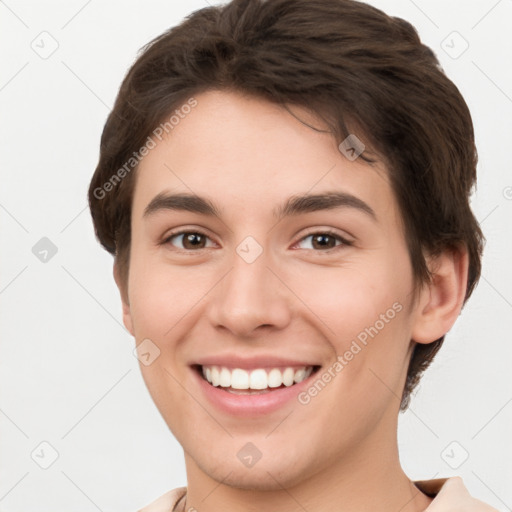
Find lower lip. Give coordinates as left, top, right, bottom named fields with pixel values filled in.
left=192, top=366, right=319, bottom=417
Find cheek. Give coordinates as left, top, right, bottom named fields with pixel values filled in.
left=296, top=259, right=408, bottom=344
left=127, top=252, right=212, bottom=339
left=126, top=255, right=199, bottom=427
left=293, top=255, right=412, bottom=395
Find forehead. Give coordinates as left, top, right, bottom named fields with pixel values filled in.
left=133, top=89, right=397, bottom=224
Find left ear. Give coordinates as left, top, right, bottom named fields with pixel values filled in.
left=411, top=244, right=469, bottom=344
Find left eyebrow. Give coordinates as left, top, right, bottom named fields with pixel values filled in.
left=272, top=191, right=377, bottom=222
left=143, top=191, right=377, bottom=222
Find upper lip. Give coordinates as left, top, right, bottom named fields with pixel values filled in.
left=192, top=354, right=320, bottom=370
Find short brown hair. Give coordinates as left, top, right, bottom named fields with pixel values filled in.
left=88, top=0, right=484, bottom=411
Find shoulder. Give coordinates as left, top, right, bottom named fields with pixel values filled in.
left=137, top=486, right=187, bottom=512
left=414, top=476, right=499, bottom=511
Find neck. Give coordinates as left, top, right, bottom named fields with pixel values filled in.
left=181, top=414, right=433, bottom=512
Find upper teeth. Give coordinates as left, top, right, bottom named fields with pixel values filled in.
left=202, top=365, right=313, bottom=389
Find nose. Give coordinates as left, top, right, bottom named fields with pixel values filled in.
left=206, top=242, right=292, bottom=338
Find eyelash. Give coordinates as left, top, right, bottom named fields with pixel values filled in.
left=161, top=229, right=353, bottom=253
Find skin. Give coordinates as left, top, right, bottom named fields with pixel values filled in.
left=115, top=89, right=468, bottom=512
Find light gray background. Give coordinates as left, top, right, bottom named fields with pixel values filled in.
left=1, top=1, right=511, bottom=511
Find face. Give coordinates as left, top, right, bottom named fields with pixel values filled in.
left=120, top=89, right=427, bottom=490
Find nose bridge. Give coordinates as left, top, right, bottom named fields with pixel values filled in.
left=207, top=235, right=291, bottom=336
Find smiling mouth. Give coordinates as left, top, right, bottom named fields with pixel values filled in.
left=192, top=364, right=321, bottom=394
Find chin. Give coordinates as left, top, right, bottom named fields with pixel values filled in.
left=193, top=449, right=315, bottom=491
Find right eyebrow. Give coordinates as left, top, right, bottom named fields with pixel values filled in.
left=143, top=192, right=222, bottom=219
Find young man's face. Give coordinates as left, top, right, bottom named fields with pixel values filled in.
left=119, top=90, right=432, bottom=489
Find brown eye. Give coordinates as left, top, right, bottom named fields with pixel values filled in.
left=296, top=231, right=352, bottom=251
left=164, top=231, right=213, bottom=250
left=311, top=233, right=337, bottom=250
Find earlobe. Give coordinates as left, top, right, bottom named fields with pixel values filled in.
left=113, top=263, right=134, bottom=336
left=411, top=245, right=469, bottom=345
